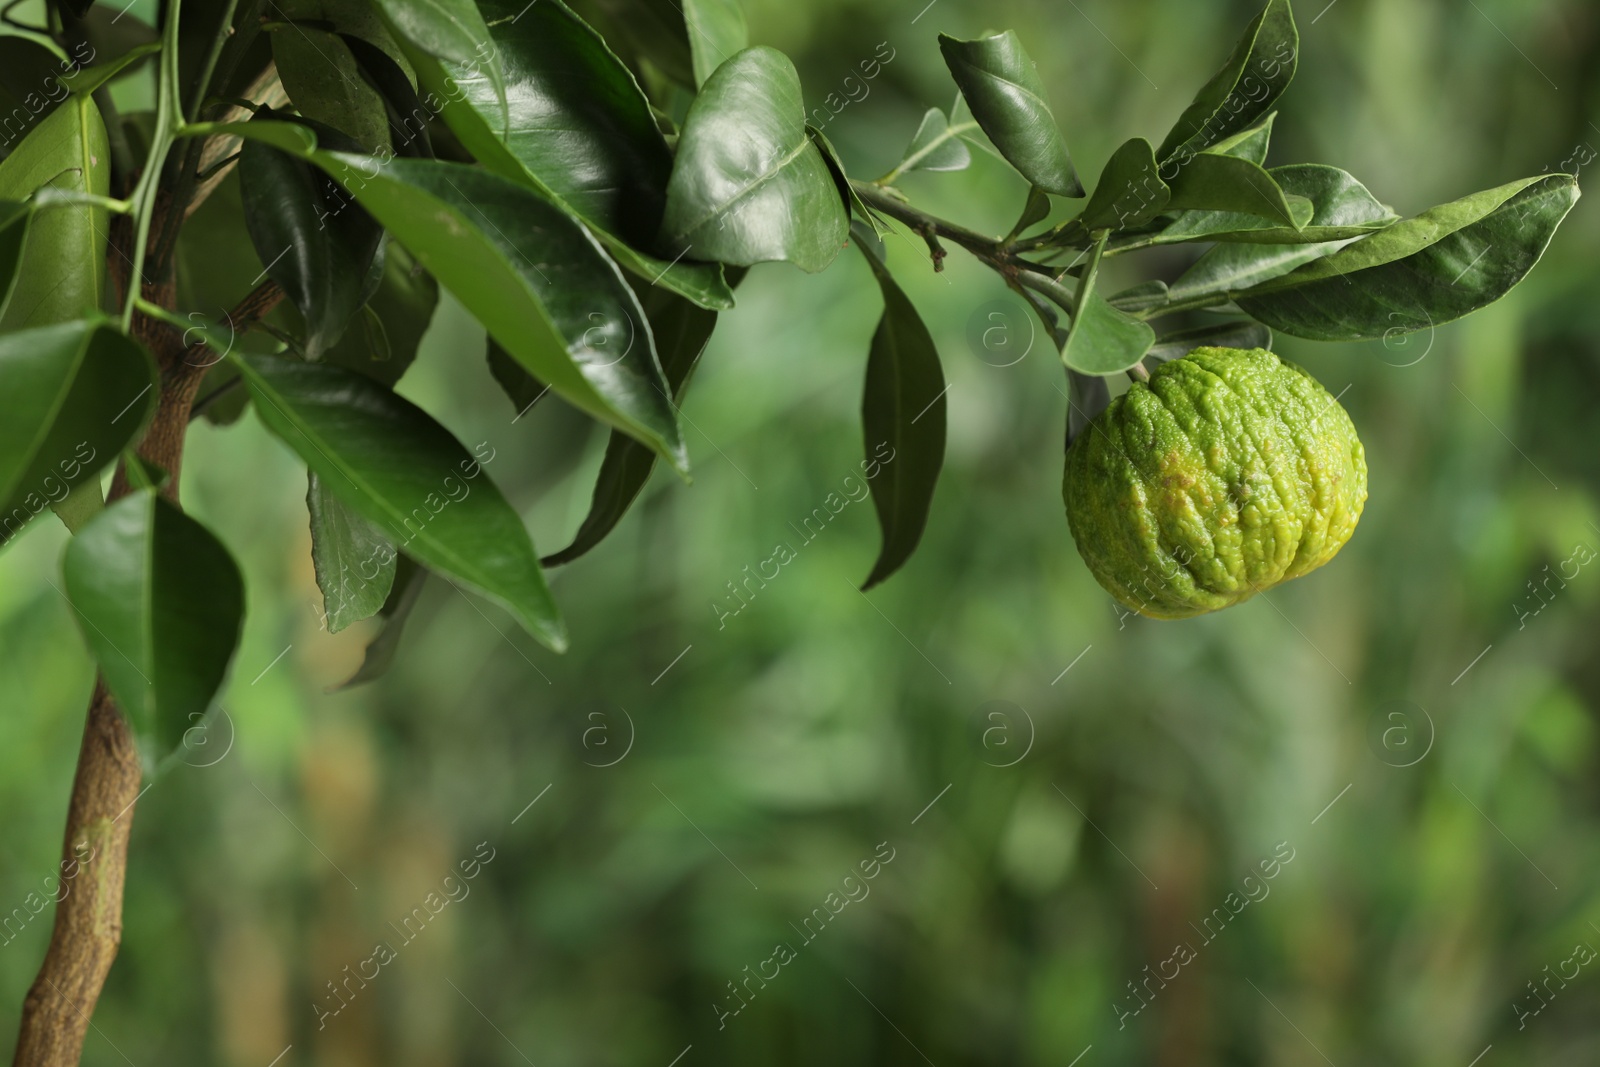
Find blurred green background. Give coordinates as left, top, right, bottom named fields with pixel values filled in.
left=4, top=0, right=1600, bottom=1063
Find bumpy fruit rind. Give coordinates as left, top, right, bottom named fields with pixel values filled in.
left=1063, top=346, right=1366, bottom=619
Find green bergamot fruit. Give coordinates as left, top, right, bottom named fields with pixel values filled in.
left=1063, top=346, right=1367, bottom=619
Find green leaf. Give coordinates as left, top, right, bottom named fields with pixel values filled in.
left=1009, top=185, right=1053, bottom=239
left=683, top=0, right=748, bottom=86
left=62, top=488, right=246, bottom=757
left=308, top=471, right=396, bottom=632
left=1079, top=137, right=1169, bottom=232
left=334, top=553, right=427, bottom=689
left=372, top=0, right=505, bottom=128
left=272, top=29, right=392, bottom=152
left=1061, top=234, right=1155, bottom=375
left=341, top=34, right=433, bottom=158
left=1105, top=280, right=1170, bottom=314
left=808, top=124, right=886, bottom=237
left=661, top=46, right=848, bottom=272
left=893, top=107, right=973, bottom=176
left=0, top=322, right=157, bottom=545
left=421, top=0, right=672, bottom=247
left=322, top=242, right=438, bottom=387
left=239, top=114, right=385, bottom=360
left=1155, top=0, right=1297, bottom=164
left=308, top=150, right=687, bottom=471
left=1146, top=321, right=1273, bottom=364
left=1207, top=111, right=1276, bottom=165
left=62, top=42, right=162, bottom=97
left=403, top=0, right=734, bottom=310
left=1162, top=150, right=1304, bottom=229
left=856, top=234, right=946, bottom=590
left=1159, top=163, right=1396, bottom=247
left=938, top=31, right=1082, bottom=197
left=545, top=287, right=717, bottom=566
left=1235, top=174, right=1579, bottom=341
left=0, top=95, right=109, bottom=329
left=235, top=354, right=567, bottom=650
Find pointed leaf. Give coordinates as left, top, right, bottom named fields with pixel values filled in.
left=938, top=31, right=1081, bottom=197
left=273, top=29, right=392, bottom=151
left=62, top=488, right=245, bottom=756
left=239, top=114, right=385, bottom=360
left=308, top=471, right=396, bottom=632
left=1079, top=137, right=1169, bottom=232
left=0, top=95, right=109, bottom=329
left=1236, top=174, right=1579, bottom=341
left=1163, top=151, right=1304, bottom=229
left=661, top=46, right=848, bottom=272
left=857, top=237, right=946, bottom=589
left=321, top=242, right=438, bottom=386
left=308, top=151, right=687, bottom=471
left=235, top=355, right=566, bottom=649
left=1160, top=163, right=1396, bottom=247
left=1207, top=111, right=1276, bottom=165
left=545, top=288, right=717, bottom=566
left=1155, top=0, right=1297, bottom=163
left=895, top=107, right=973, bottom=175
left=372, top=0, right=505, bottom=128
left=809, top=124, right=886, bottom=237
left=0, top=322, right=157, bottom=545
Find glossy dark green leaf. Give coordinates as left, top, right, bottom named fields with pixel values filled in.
left=322, top=242, right=438, bottom=386
left=808, top=124, right=885, bottom=238
left=340, top=33, right=433, bottom=158
left=0, top=322, right=157, bottom=545
left=856, top=237, right=946, bottom=590
left=62, top=488, right=245, bottom=756
left=400, top=6, right=732, bottom=312
left=661, top=46, right=848, bottom=273
left=1146, top=321, right=1273, bottom=364
left=273, top=29, right=391, bottom=151
left=1163, top=150, right=1304, bottom=229
left=0, top=94, right=109, bottom=329
left=1235, top=174, right=1579, bottom=341
left=938, top=31, right=1081, bottom=197
left=423, top=0, right=671, bottom=247
left=373, top=0, right=505, bottom=125
left=334, top=553, right=427, bottom=689
left=1159, top=163, right=1395, bottom=248
left=308, top=471, right=396, bottom=632
left=545, top=288, right=716, bottom=566
left=239, top=115, right=385, bottom=360
left=1080, top=137, right=1169, bottom=232
left=235, top=354, right=567, bottom=650
left=1061, top=235, right=1155, bottom=375
left=302, top=149, right=686, bottom=470
left=893, top=107, right=973, bottom=176
left=1155, top=0, right=1297, bottom=164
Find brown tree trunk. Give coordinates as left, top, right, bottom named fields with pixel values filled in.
left=12, top=271, right=282, bottom=1066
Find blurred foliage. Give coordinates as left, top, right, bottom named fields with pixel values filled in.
left=4, top=0, right=1600, bottom=1063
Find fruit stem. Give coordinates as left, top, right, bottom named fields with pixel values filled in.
left=1127, top=362, right=1150, bottom=382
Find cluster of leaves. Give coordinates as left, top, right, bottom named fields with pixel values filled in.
left=0, top=0, right=1577, bottom=767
